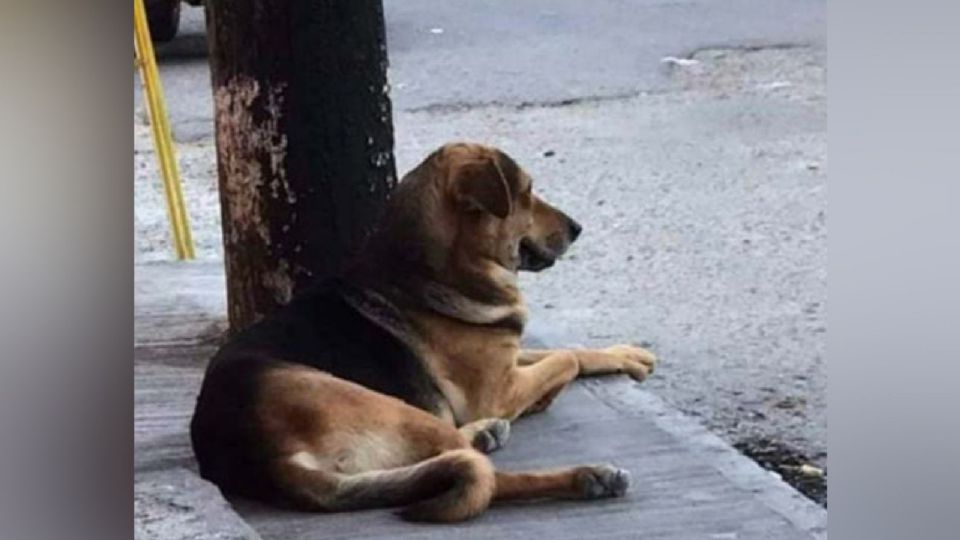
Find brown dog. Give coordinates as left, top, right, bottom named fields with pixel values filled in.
left=190, top=143, right=657, bottom=522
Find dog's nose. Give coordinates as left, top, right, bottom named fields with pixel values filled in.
left=568, top=219, right=582, bottom=242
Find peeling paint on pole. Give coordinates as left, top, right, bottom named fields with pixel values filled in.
left=214, top=76, right=287, bottom=246
left=213, top=75, right=296, bottom=325
left=207, top=0, right=398, bottom=332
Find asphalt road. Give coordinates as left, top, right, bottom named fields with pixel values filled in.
left=135, top=0, right=827, bottom=498
left=137, top=0, right=824, bottom=141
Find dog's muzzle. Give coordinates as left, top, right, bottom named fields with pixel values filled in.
left=519, top=216, right=582, bottom=272
left=519, top=238, right=556, bottom=272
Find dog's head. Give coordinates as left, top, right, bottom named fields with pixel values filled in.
left=432, top=143, right=581, bottom=273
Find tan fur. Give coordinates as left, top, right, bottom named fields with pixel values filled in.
left=220, top=143, right=657, bottom=521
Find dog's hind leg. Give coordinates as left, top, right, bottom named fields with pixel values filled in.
left=494, top=464, right=630, bottom=501
left=258, top=365, right=497, bottom=522
left=260, top=366, right=627, bottom=518
left=272, top=448, right=496, bottom=522
left=273, top=449, right=631, bottom=519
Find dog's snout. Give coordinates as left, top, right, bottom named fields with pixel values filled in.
left=568, top=219, right=582, bottom=242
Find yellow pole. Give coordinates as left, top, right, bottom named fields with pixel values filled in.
left=134, top=0, right=195, bottom=260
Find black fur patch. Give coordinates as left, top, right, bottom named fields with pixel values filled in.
left=190, top=279, right=449, bottom=496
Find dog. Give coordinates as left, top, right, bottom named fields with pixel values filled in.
left=190, top=142, right=657, bottom=522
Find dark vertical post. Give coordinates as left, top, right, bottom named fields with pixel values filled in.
left=205, top=0, right=397, bottom=332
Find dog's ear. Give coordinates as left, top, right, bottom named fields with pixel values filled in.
left=452, top=158, right=513, bottom=218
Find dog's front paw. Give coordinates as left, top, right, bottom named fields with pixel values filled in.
left=468, top=418, right=511, bottom=453
left=574, top=464, right=631, bottom=499
left=602, top=344, right=657, bottom=381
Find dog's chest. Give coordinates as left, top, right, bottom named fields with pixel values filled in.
left=413, top=314, right=519, bottom=424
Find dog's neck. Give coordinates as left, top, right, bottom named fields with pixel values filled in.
left=346, top=255, right=527, bottom=333
left=345, top=239, right=526, bottom=334
left=397, top=273, right=526, bottom=331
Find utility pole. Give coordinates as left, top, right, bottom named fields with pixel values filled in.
left=205, top=0, right=398, bottom=332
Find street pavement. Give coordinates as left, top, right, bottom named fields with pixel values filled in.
left=137, top=0, right=825, bottom=141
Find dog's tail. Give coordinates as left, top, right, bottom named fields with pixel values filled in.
left=275, top=448, right=496, bottom=522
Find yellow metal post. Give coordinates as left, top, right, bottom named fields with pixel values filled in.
left=134, top=0, right=195, bottom=260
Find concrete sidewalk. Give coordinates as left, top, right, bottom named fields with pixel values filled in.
left=134, top=261, right=826, bottom=539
